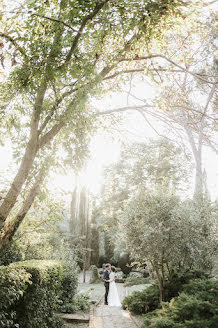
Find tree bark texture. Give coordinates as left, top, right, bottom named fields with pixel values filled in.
left=0, top=161, right=48, bottom=251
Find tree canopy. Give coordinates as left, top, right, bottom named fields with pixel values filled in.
left=0, top=0, right=192, bottom=250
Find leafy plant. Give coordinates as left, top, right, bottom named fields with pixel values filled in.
left=0, top=266, right=31, bottom=327
left=124, top=276, right=150, bottom=286
left=59, top=294, right=90, bottom=314
left=0, top=241, right=23, bottom=266
left=143, top=279, right=218, bottom=328
left=8, top=260, right=71, bottom=328
left=122, top=284, right=160, bottom=314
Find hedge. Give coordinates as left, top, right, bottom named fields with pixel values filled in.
left=0, top=259, right=78, bottom=328
left=0, top=266, right=31, bottom=327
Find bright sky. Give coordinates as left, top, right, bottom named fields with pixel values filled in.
left=46, top=80, right=218, bottom=200
left=0, top=78, right=217, bottom=201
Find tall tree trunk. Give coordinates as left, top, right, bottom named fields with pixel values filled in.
left=0, top=83, right=47, bottom=230
left=194, top=149, right=203, bottom=199
left=0, top=160, right=49, bottom=251
left=154, top=265, right=164, bottom=303
left=182, top=115, right=204, bottom=200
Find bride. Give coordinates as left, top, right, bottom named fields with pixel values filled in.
left=108, top=266, right=121, bottom=307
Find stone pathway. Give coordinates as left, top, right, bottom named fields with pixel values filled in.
left=89, top=284, right=140, bottom=328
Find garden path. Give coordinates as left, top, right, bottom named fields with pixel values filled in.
left=89, top=284, right=142, bottom=328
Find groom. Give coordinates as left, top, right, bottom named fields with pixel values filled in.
left=103, top=263, right=111, bottom=305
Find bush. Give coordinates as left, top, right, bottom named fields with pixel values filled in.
left=9, top=260, right=65, bottom=328
left=118, top=252, right=132, bottom=274
left=0, top=242, right=23, bottom=266
left=163, top=269, right=210, bottom=302
left=0, top=265, right=31, bottom=327
left=124, top=276, right=150, bottom=286
left=122, top=270, right=212, bottom=315
left=59, top=258, right=78, bottom=305
left=98, top=255, right=109, bottom=268
left=143, top=279, right=218, bottom=328
left=122, top=284, right=160, bottom=314
left=59, top=294, right=90, bottom=313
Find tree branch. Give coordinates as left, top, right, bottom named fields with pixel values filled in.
left=201, top=84, right=216, bottom=119
left=120, top=54, right=218, bottom=84
left=31, top=13, right=81, bottom=33
left=38, top=87, right=78, bottom=135
left=64, top=0, right=110, bottom=64
left=97, top=105, right=154, bottom=115
left=0, top=32, right=26, bottom=57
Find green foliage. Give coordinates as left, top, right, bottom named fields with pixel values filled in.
left=90, top=222, right=100, bottom=266
left=0, top=265, right=31, bottom=328
left=121, top=189, right=216, bottom=301
left=124, top=276, right=150, bottom=286
left=122, top=284, right=160, bottom=314
left=143, top=279, right=218, bottom=328
left=59, top=294, right=90, bottom=314
left=60, top=258, right=79, bottom=305
left=95, top=139, right=192, bottom=263
left=163, top=270, right=211, bottom=302
left=98, top=255, right=110, bottom=268
left=8, top=260, right=66, bottom=328
left=118, top=252, right=132, bottom=274
left=0, top=0, right=193, bottom=253
left=0, top=242, right=23, bottom=266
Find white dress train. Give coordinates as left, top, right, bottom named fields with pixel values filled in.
left=108, top=272, right=121, bottom=307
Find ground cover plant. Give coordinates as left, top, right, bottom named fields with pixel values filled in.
left=143, top=279, right=218, bottom=328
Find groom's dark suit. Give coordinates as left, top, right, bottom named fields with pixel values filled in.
left=103, top=269, right=110, bottom=305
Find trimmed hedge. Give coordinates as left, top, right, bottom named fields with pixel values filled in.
left=0, top=266, right=31, bottom=327
left=0, top=260, right=78, bottom=328
left=10, top=260, right=64, bottom=328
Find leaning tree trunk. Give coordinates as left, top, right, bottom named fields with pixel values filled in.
left=0, top=83, right=47, bottom=231
left=0, top=166, right=47, bottom=251
left=0, top=149, right=54, bottom=252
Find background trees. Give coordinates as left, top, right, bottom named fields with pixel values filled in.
left=92, top=138, right=192, bottom=263
left=120, top=190, right=217, bottom=302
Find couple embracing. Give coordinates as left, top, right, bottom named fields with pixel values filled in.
left=103, top=264, right=121, bottom=307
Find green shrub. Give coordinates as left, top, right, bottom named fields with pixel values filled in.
left=122, top=284, right=160, bottom=314
left=9, top=260, right=65, bottom=328
left=59, top=294, right=90, bottom=313
left=122, top=270, right=212, bottom=315
left=0, top=265, right=31, bottom=327
left=0, top=242, right=23, bottom=266
left=124, top=276, right=150, bottom=286
left=162, top=269, right=211, bottom=302
left=143, top=279, right=218, bottom=328
left=118, top=252, right=132, bottom=274
left=59, top=258, right=78, bottom=305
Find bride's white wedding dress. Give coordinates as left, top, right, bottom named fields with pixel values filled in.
left=108, top=272, right=121, bottom=307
